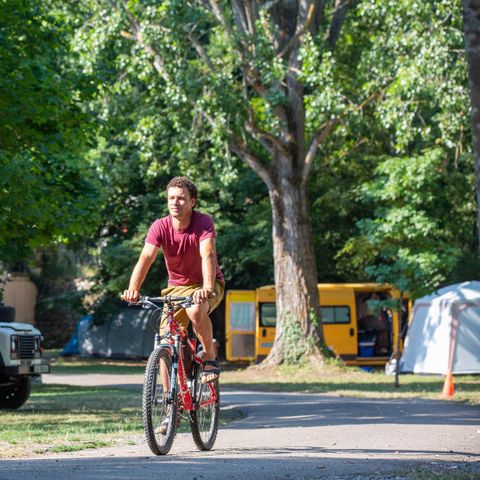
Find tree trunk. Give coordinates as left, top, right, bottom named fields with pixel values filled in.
left=463, top=0, right=480, bottom=253
left=264, top=153, right=326, bottom=365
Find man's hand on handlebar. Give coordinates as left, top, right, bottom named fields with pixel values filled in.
left=192, top=288, right=215, bottom=305
left=122, top=289, right=140, bottom=303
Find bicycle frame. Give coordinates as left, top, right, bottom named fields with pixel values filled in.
left=154, top=298, right=217, bottom=412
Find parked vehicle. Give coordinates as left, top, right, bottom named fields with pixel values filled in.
left=0, top=304, right=49, bottom=409
left=225, top=283, right=411, bottom=366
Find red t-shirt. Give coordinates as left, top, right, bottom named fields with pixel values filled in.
left=145, top=211, right=224, bottom=286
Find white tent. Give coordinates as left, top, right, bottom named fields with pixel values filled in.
left=400, top=281, right=480, bottom=375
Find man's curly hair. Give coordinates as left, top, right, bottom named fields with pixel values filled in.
left=166, top=177, right=198, bottom=204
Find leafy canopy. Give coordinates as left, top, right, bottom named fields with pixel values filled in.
left=0, top=0, right=101, bottom=265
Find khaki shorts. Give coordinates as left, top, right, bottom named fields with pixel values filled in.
left=160, top=280, right=225, bottom=332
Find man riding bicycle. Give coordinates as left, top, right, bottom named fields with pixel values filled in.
left=123, top=176, right=224, bottom=383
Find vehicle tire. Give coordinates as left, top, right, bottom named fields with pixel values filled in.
left=142, top=347, right=178, bottom=455
left=0, top=306, right=15, bottom=323
left=189, top=363, right=220, bottom=451
left=0, top=377, right=31, bottom=409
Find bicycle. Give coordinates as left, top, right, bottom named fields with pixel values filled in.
left=127, top=294, right=220, bottom=455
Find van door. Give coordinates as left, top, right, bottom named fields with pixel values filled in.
left=225, top=290, right=256, bottom=361
left=256, top=302, right=276, bottom=360
left=355, top=290, right=393, bottom=361
left=255, top=286, right=276, bottom=361
left=319, top=288, right=357, bottom=362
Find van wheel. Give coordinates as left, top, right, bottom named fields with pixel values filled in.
left=0, top=306, right=15, bottom=323
left=0, top=377, right=31, bottom=409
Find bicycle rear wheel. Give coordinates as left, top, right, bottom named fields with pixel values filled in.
left=189, top=364, right=220, bottom=451
left=143, top=347, right=178, bottom=455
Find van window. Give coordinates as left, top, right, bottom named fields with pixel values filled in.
left=259, top=303, right=277, bottom=327
left=230, top=302, right=255, bottom=331
left=321, top=306, right=350, bottom=324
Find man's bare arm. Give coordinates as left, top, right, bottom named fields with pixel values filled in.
left=193, top=237, right=217, bottom=304
left=123, top=243, right=159, bottom=302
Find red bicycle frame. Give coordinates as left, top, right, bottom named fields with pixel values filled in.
left=161, top=299, right=217, bottom=411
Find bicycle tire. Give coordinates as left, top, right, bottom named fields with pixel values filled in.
left=142, top=347, right=178, bottom=455
left=189, top=364, right=220, bottom=451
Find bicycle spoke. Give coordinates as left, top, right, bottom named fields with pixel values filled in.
left=143, top=348, right=178, bottom=455
left=189, top=365, right=220, bottom=451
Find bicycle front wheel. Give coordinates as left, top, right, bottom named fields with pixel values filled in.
left=189, top=365, right=220, bottom=451
left=143, top=347, right=178, bottom=455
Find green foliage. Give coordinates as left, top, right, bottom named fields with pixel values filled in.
left=62, top=0, right=275, bottom=293
left=55, top=0, right=475, bottom=303
left=0, top=0, right=102, bottom=265
left=333, top=0, right=475, bottom=295
left=1, top=0, right=476, bottom=346
left=340, top=148, right=472, bottom=298
left=214, top=171, right=274, bottom=288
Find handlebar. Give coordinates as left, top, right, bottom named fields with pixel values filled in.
left=122, top=291, right=216, bottom=310
left=125, top=295, right=192, bottom=308
left=142, top=295, right=192, bottom=303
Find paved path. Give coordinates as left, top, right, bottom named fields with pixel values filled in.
left=0, top=375, right=479, bottom=480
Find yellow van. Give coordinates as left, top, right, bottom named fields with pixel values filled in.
left=225, top=283, right=410, bottom=366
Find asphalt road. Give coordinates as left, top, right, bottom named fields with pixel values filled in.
left=0, top=375, right=479, bottom=480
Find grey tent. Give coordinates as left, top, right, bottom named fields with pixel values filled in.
left=78, top=307, right=157, bottom=358
left=400, top=281, right=480, bottom=374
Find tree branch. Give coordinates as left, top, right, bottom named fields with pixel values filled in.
left=187, top=32, right=215, bottom=72
left=302, top=119, right=340, bottom=183
left=241, top=63, right=290, bottom=131
left=196, top=0, right=290, bottom=133
left=241, top=70, right=289, bottom=156
left=309, top=0, right=328, bottom=36
left=230, top=0, right=248, bottom=35
left=277, top=2, right=316, bottom=60
left=245, top=113, right=290, bottom=157
left=302, top=90, right=383, bottom=183
left=229, top=139, right=274, bottom=190
left=326, top=0, right=350, bottom=50
left=197, top=0, right=248, bottom=57
left=244, top=0, right=258, bottom=36
left=231, top=0, right=258, bottom=37
left=115, top=1, right=170, bottom=83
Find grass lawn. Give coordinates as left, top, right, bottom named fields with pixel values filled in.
left=50, top=353, right=480, bottom=404
left=221, top=361, right=480, bottom=405
left=3, top=354, right=476, bottom=458
left=0, top=383, right=240, bottom=458
left=49, top=354, right=146, bottom=375
left=0, top=384, right=142, bottom=457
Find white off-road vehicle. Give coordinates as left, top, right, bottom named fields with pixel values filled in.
left=0, top=304, right=50, bottom=409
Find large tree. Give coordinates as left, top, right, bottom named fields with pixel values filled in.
left=73, top=0, right=428, bottom=363
left=72, top=0, right=474, bottom=363
left=93, top=0, right=366, bottom=364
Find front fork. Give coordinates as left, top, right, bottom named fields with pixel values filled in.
left=151, top=333, right=180, bottom=406
left=167, top=334, right=181, bottom=404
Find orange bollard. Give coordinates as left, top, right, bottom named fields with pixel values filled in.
left=442, top=371, right=454, bottom=398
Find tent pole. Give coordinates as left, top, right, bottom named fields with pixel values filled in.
left=394, top=292, right=405, bottom=388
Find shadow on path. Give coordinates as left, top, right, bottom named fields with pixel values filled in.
left=221, top=390, right=480, bottom=429
left=0, top=449, right=478, bottom=480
